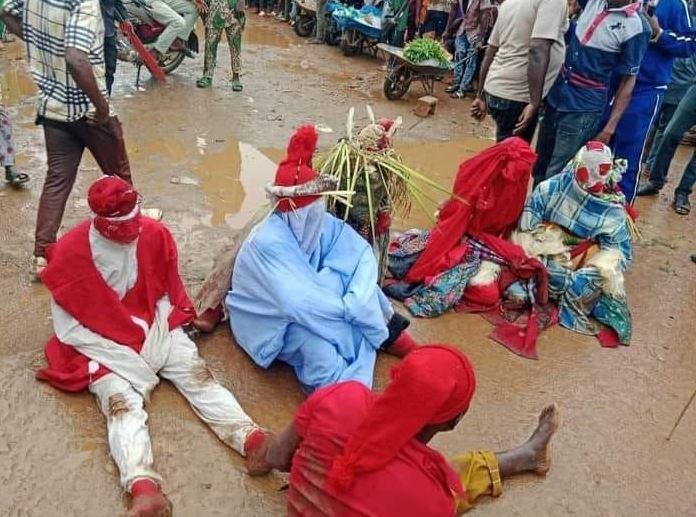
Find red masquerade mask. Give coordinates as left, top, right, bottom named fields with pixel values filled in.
left=94, top=211, right=142, bottom=244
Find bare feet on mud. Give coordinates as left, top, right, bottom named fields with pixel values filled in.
left=127, top=492, right=172, bottom=517
left=526, top=403, right=560, bottom=475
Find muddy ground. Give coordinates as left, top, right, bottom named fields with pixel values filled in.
left=1, top=17, right=695, bottom=517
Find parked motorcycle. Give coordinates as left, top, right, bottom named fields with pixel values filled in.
left=117, top=0, right=199, bottom=75
left=293, top=0, right=342, bottom=45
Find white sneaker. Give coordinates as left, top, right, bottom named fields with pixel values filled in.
left=31, top=256, right=47, bottom=283
left=141, top=208, right=163, bottom=221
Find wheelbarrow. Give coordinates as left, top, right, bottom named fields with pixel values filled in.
left=378, top=43, right=452, bottom=100
left=333, top=5, right=382, bottom=56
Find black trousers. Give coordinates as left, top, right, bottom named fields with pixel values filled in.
left=104, top=34, right=118, bottom=95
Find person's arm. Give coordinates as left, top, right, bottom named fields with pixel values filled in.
left=265, top=423, right=300, bottom=472
left=1, top=0, right=25, bottom=39
left=647, top=5, right=696, bottom=58
left=514, top=38, right=552, bottom=134
left=65, top=0, right=110, bottom=124
left=442, top=1, right=459, bottom=40
left=470, top=44, right=498, bottom=120
left=594, top=74, right=636, bottom=144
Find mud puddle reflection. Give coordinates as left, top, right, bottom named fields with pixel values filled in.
left=243, top=23, right=292, bottom=48
left=192, top=139, right=278, bottom=227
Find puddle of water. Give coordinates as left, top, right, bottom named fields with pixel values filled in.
left=191, top=140, right=278, bottom=227
left=243, top=24, right=291, bottom=48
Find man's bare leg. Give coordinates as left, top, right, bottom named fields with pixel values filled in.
left=496, top=404, right=559, bottom=478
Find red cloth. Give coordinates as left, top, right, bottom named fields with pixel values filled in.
left=288, top=381, right=463, bottom=517
left=88, top=176, right=138, bottom=217
left=405, top=138, right=536, bottom=283
left=36, top=219, right=195, bottom=392
left=327, top=346, right=475, bottom=491
left=275, top=125, right=321, bottom=212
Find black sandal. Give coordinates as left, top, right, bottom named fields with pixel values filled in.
left=673, top=192, right=691, bottom=215
left=4, top=167, right=29, bottom=187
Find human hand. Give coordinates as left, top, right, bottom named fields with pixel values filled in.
left=647, top=14, right=661, bottom=38
left=196, top=0, right=209, bottom=14
left=86, top=104, right=110, bottom=126
left=514, top=103, right=538, bottom=135
left=470, top=96, right=487, bottom=121
left=593, top=128, right=613, bottom=145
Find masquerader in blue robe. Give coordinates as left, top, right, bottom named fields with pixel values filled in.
left=226, top=126, right=416, bottom=393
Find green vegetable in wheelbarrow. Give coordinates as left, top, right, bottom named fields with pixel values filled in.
left=403, top=37, right=451, bottom=67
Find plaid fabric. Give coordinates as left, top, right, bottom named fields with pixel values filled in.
left=519, top=168, right=632, bottom=269
left=3, top=0, right=106, bottom=122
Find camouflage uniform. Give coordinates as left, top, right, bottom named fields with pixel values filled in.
left=202, top=0, right=245, bottom=78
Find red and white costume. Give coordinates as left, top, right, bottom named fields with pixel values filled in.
left=37, top=177, right=260, bottom=494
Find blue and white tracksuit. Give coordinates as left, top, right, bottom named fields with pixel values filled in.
left=608, top=0, right=696, bottom=203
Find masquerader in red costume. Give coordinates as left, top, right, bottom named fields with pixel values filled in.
left=262, top=345, right=560, bottom=516
left=37, top=176, right=273, bottom=517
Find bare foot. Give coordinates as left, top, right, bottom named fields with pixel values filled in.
left=526, top=403, right=559, bottom=475
left=127, top=493, right=171, bottom=517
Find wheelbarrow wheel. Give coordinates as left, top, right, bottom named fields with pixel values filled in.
left=384, top=66, right=412, bottom=100
left=295, top=15, right=314, bottom=37
left=341, top=29, right=361, bottom=56
left=326, top=24, right=341, bottom=46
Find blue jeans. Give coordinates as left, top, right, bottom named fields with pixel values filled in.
left=532, top=105, right=603, bottom=186
left=649, top=84, right=696, bottom=196
left=645, top=101, right=679, bottom=172
left=452, top=34, right=478, bottom=91
left=606, top=88, right=663, bottom=204
left=486, top=94, right=538, bottom=143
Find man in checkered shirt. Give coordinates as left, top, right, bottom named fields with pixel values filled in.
left=2, top=0, right=133, bottom=279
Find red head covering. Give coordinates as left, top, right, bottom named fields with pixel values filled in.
left=88, top=176, right=141, bottom=244
left=275, top=125, right=320, bottom=212
left=327, top=345, right=476, bottom=490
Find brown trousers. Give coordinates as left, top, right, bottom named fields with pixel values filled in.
left=35, top=116, right=132, bottom=257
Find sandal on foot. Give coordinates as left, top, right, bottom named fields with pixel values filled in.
left=196, top=76, right=213, bottom=88
left=231, top=79, right=243, bottom=92
left=450, top=90, right=466, bottom=99
left=673, top=192, right=691, bottom=215
left=5, top=167, right=30, bottom=187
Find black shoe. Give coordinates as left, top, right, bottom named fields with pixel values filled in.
left=445, top=85, right=458, bottom=94
left=690, top=254, right=696, bottom=264
left=182, top=47, right=196, bottom=59
left=672, top=191, right=691, bottom=215
left=636, top=182, right=661, bottom=196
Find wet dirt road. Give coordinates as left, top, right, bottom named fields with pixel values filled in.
left=1, top=18, right=695, bottom=517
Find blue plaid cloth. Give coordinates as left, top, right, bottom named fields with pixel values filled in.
left=519, top=167, right=632, bottom=269
left=3, top=0, right=107, bottom=122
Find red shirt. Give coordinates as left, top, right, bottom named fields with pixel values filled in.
left=288, top=381, right=462, bottom=517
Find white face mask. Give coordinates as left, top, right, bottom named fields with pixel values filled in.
left=280, top=199, right=326, bottom=256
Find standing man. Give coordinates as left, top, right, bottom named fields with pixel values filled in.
left=2, top=0, right=133, bottom=278
left=607, top=0, right=696, bottom=203
left=470, top=0, right=568, bottom=143
left=531, top=0, right=651, bottom=187
left=444, top=0, right=495, bottom=99
left=195, top=0, right=245, bottom=91
left=309, top=0, right=327, bottom=44
left=101, top=0, right=128, bottom=95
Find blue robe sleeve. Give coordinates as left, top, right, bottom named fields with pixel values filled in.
left=653, top=0, right=696, bottom=58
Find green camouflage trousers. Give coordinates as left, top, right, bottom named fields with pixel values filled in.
left=202, top=17, right=242, bottom=77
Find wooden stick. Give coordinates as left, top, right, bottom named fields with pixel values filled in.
left=666, top=387, right=696, bottom=441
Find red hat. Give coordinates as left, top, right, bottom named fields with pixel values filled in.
left=88, top=176, right=138, bottom=217
left=274, top=125, right=320, bottom=212
left=327, top=345, right=476, bottom=491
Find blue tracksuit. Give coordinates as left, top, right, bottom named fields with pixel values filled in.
left=608, top=0, right=696, bottom=203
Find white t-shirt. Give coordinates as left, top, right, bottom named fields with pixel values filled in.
left=484, top=0, right=569, bottom=103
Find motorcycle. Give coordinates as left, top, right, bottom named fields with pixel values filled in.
left=117, top=0, right=199, bottom=75
left=293, top=0, right=342, bottom=45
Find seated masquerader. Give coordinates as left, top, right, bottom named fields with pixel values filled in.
left=226, top=125, right=418, bottom=393
left=37, top=177, right=272, bottom=517
left=263, top=345, right=559, bottom=516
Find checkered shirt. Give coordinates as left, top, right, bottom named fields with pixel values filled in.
left=3, top=0, right=107, bottom=122
left=519, top=168, right=633, bottom=269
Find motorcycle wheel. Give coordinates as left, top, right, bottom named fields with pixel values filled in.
left=160, top=51, right=185, bottom=74
left=295, top=15, right=314, bottom=37
left=340, top=29, right=361, bottom=56
left=325, top=22, right=340, bottom=46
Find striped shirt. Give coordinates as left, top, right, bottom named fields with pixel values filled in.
left=3, top=0, right=107, bottom=122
